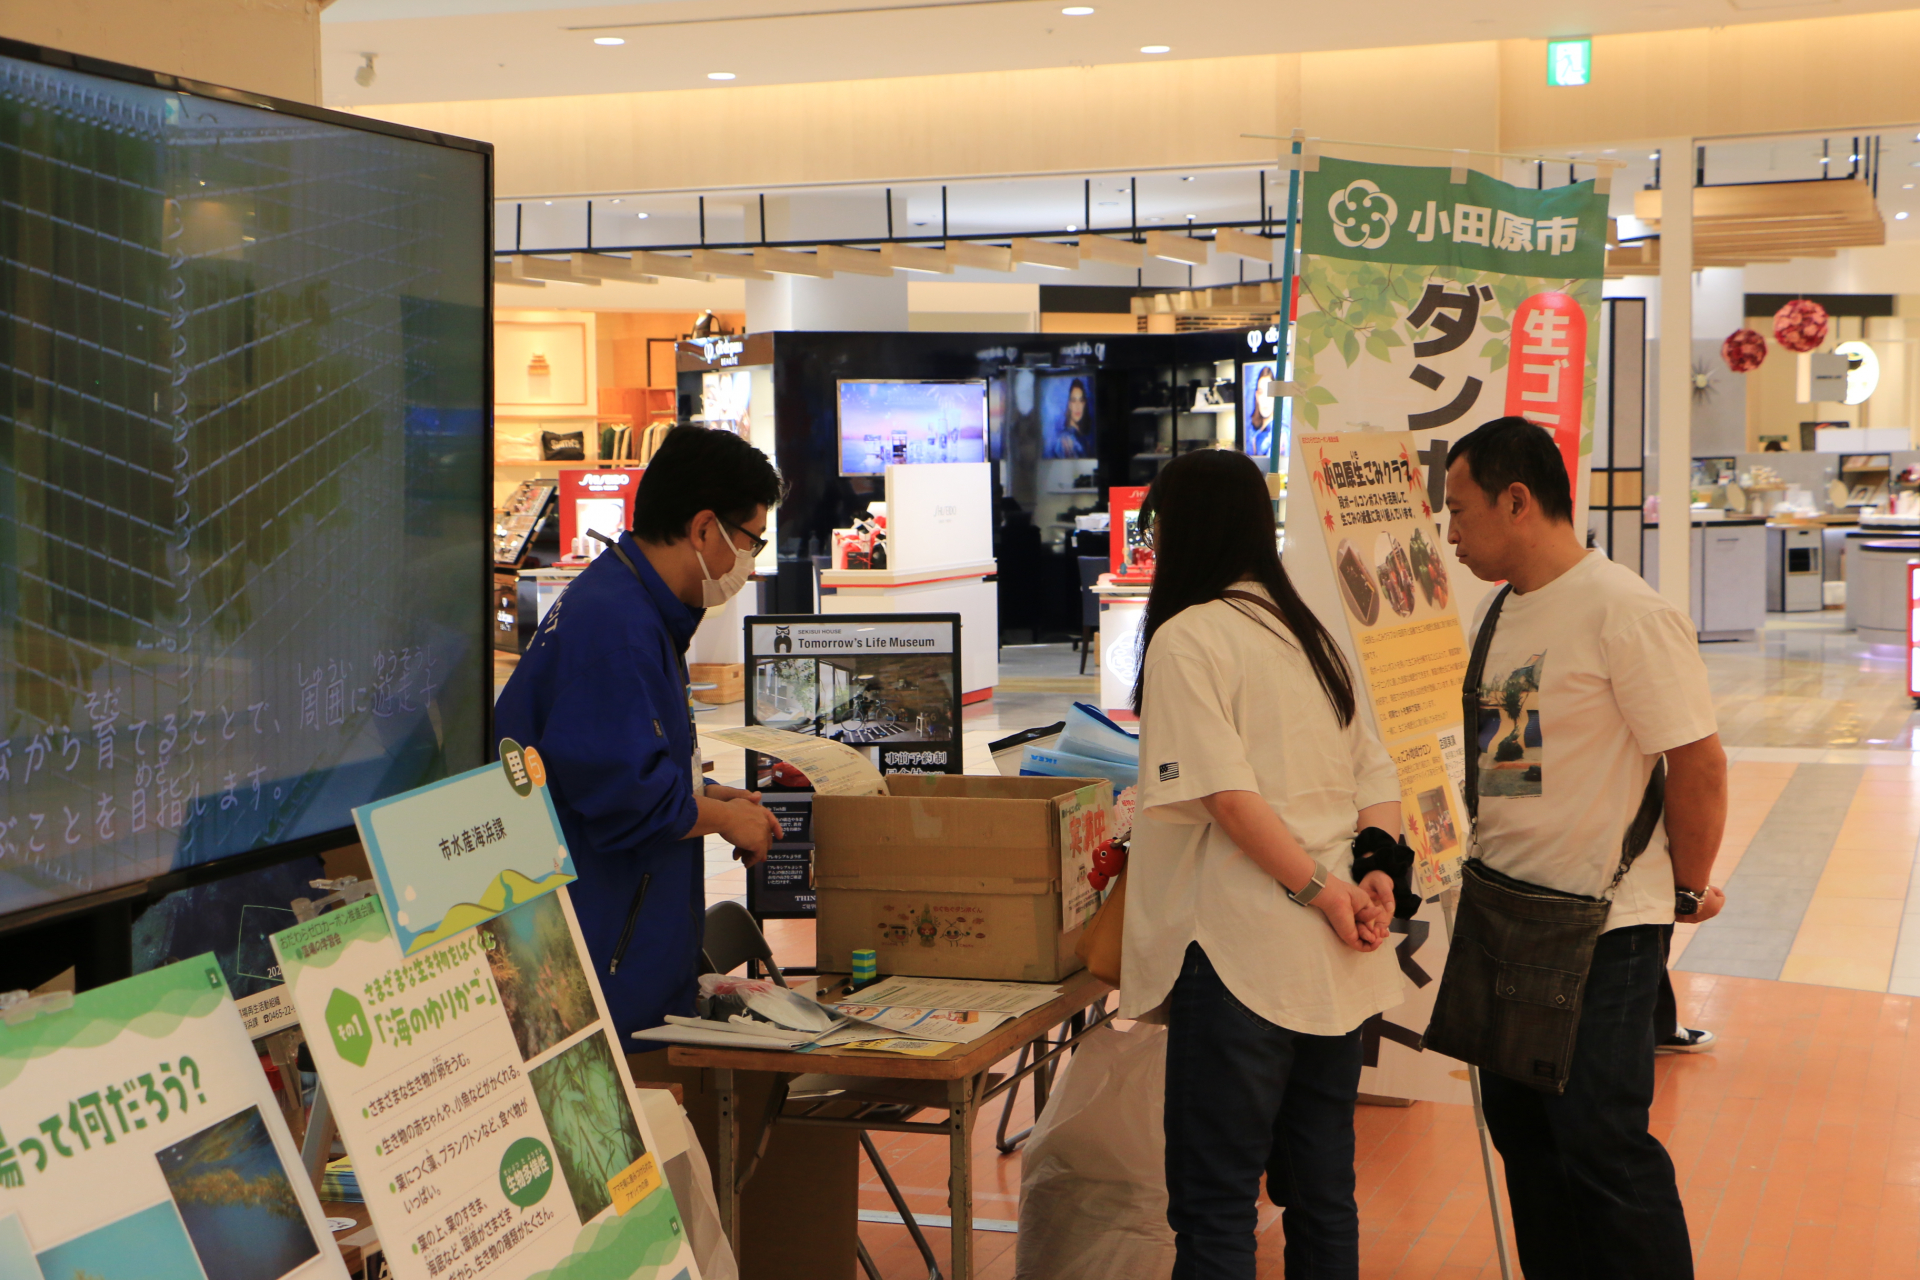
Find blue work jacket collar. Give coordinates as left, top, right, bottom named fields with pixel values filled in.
left=616, top=531, right=705, bottom=651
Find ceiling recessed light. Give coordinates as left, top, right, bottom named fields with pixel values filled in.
left=708, top=71, right=736, bottom=80
left=608, top=198, right=622, bottom=203
left=1140, top=45, right=1170, bottom=54
left=636, top=212, right=649, bottom=219
left=1062, top=5, right=1094, bottom=13
left=543, top=200, right=553, bottom=205
left=593, top=36, right=624, bottom=45
left=1900, top=212, right=1911, bottom=221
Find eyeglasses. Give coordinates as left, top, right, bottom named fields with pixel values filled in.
left=721, top=517, right=769, bottom=558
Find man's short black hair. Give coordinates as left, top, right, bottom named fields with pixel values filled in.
left=631, top=426, right=783, bottom=543
left=1445, top=416, right=1572, bottom=523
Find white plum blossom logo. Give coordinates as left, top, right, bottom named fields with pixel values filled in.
left=1328, top=180, right=1399, bottom=250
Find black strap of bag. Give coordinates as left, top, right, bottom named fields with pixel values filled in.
left=1461, top=585, right=1665, bottom=894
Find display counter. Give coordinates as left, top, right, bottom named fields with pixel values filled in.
left=514, top=565, right=583, bottom=647
left=1765, top=524, right=1825, bottom=613
left=1644, top=516, right=1767, bottom=641
left=1846, top=535, right=1920, bottom=645
left=818, top=560, right=999, bottom=701
left=1091, top=580, right=1150, bottom=719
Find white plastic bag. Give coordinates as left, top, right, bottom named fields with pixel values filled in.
left=1015, top=1022, right=1175, bottom=1280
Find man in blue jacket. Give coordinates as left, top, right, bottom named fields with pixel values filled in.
left=495, top=427, right=784, bottom=1044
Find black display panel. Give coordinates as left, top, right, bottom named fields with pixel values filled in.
left=0, top=45, right=492, bottom=922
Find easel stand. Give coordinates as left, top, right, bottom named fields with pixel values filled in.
left=285, top=879, right=380, bottom=1200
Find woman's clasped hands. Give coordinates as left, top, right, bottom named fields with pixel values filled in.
left=1310, top=870, right=1396, bottom=953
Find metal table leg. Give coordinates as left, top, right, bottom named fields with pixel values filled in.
left=947, top=1074, right=977, bottom=1280
left=716, top=1067, right=740, bottom=1253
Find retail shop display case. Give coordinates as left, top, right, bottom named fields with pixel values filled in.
left=748, top=328, right=1250, bottom=639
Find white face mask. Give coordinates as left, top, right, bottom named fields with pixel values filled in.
left=698, top=522, right=756, bottom=607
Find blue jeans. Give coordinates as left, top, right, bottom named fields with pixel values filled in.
left=1164, top=942, right=1364, bottom=1280
left=1479, top=923, right=1693, bottom=1279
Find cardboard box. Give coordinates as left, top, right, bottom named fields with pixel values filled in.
left=812, top=774, right=1110, bottom=982
left=688, top=661, right=743, bottom=704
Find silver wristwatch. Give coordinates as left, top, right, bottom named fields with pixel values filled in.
left=1287, top=865, right=1329, bottom=906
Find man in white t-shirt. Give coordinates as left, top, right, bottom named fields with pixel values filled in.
left=1442, top=416, right=1727, bottom=1280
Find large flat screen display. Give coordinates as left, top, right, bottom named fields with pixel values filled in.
left=0, top=45, right=492, bottom=921
left=836, top=379, right=987, bottom=475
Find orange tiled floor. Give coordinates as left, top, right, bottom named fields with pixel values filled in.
left=821, top=964, right=1920, bottom=1279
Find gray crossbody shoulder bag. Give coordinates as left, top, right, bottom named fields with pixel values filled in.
left=1420, top=585, right=1665, bottom=1094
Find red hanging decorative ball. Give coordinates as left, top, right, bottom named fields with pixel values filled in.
left=1773, top=299, right=1830, bottom=354
left=1722, top=328, right=1767, bottom=373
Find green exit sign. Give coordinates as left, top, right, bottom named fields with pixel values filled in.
left=1548, top=38, right=1591, bottom=87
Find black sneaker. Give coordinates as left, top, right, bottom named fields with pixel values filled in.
left=1656, top=1027, right=1716, bottom=1054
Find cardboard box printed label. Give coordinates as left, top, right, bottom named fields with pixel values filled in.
left=872, top=899, right=998, bottom=953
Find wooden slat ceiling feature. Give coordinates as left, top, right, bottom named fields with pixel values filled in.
left=1130, top=281, right=1287, bottom=319
left=1620, top=178, right=1884, bottom=271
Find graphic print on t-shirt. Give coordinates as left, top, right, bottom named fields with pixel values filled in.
left=1475, top=652, right=1544, bottom=797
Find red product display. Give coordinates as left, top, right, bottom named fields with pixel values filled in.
left=1110, top=485, right=1154, bottom=582
left=1773, top=299, right=1830, bottom=353
left=1909, top=562, right=1920, bottom=707
left=557, top=465, right=645, bottom=560
left=1722, top=328, right=1768, bottom=373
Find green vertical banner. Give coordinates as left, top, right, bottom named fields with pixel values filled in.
left=1293, top=156, right=1610, bottom=497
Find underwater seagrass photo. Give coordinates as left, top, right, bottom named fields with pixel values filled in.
left=527, top=1030, right=648, bottom=1223
left=154, top=1105, right=319, bottom=1280
left=478, top=891, right=599, bottom=1062
left=35, top=1201, right=207, bottom=1280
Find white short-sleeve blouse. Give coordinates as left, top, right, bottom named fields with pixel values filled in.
left=1118, top=582, right=1408, bottom=1036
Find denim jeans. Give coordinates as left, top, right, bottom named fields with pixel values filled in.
left=1164, top=942, right=1364, bottom=1280
left=1479, top=923, right=1693, bottom=1280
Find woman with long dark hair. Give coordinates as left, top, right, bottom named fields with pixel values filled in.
left=1119, top=448, right=1406, bottom=1279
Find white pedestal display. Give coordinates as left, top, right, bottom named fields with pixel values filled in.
left=1092, top=582, right=1150, bottom=719
left=819, top=561, right=1000, bottom=700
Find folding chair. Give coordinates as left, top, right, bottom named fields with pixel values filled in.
left=700, top=903, right=945, bottom=1280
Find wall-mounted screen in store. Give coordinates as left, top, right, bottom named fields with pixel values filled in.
left=1039, top=373, right=1096, bottom=459
left=1242, top=360, right=1283, bottom=464
left=701, top=368, right=753, bottom=437
left=836, top=380, right=988, bottom=475
left=0, top=43, right=493, bottom=924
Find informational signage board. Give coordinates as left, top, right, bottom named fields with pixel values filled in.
left=352, top=742, right=576, bottom=956
left=272, top=890, right=700, bottom=1280
left=0, top=958, right=349, bottom=1280
left=1279, top=150, right=1605, bottom=1109
left=740, top=614, right=963, bottom=918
